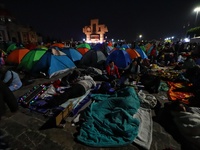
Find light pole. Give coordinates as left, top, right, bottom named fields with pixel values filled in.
left=194, top=7, right=200, bottom=26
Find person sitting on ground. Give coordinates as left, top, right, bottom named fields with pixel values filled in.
left=124, top=58, right=140, bottom=82
left=177, top=52, right=186, bottom=63
left=106, top=60, right=120, bottom=82
left=0, top=66, right=22, bottom=91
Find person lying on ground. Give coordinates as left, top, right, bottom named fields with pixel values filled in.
left=0, top=66, right=22, bottom=91
left=60, top=69, right=81, bottom=86
left=45, top=72, right=96, bottom=107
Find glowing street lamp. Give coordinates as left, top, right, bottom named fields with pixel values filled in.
left=194, top=7, right=200, bottom=25
left=139, top=34, right=142, bottom=39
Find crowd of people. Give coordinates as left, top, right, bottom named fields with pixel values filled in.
left=0, top=40, right=200, bottom=149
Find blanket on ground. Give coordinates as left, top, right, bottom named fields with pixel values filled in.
left=133, top=107, right=153, bottom=150
left=76, top=87, right=140, bottom=147
left=171, top=107, right=200, bottom=150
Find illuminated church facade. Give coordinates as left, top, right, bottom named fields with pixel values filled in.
left=83, top=19, right=108, bottom=43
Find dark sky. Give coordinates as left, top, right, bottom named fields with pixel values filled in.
left=2, top=0, right=200, bottom=41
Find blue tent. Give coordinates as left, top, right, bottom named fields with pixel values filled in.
left=31, top=49, right=76, bottom=78
left=135, top=46, right=148, bottom=59
left=62, top=48, right=82, bottom=62
left=92, top=43, right=104, bottom=51
left=106, top=50, right=131, bottom=69
left=121, top=44, right=130, bottom=49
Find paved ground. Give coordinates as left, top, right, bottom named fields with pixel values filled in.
left=0, top=72, right=184, bottom=150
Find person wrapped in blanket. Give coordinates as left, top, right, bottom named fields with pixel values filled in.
left=46, top=70, right=96, bottom=107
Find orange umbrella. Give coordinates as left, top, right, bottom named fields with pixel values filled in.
left=51, top=43, right=65, bottom=48
left=6, top=48, right=29, bottom=64
left=126, top=48, right=140, bottom=59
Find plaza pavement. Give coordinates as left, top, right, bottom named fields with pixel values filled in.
left=0, top=73, right=183, bottom=150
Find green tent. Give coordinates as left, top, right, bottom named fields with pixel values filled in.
left=18, top=48, right=46, bottom=71
left=76, top=43, right=91, bottom=49
left=6, top=43, right=17, bottom=53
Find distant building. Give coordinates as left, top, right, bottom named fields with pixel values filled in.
left=83, top=19, right=108, bottom=43
left=0, top=4, right=41, bottom=44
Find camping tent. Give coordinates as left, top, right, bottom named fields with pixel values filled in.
left=106, top=50, right=131, bottom=69
left=76, top=43, right=91, bottom=55
left=126, top=48, right=140, bottom=59
left=80, top=49, right=106, bottom=69
left=62, top=48, right=82, bottom=62
left=31, top=48, right=76, bottom=78
left=135, top=46, right=148, bottom=59
left=51, top=43, right=65, bottom=48
left=18, top=48, right=46, bottom=71
left=6, top=48, right=29, bottom=64
left=76, top=43, right=91, bottom=49
left=6, top=43, right=17, bottom=53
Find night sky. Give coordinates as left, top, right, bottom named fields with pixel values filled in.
left=2, top=0, right=200, bottom=41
